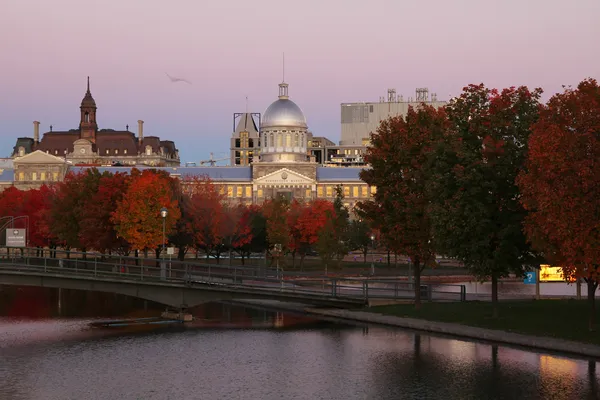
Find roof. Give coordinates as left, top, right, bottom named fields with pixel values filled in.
left=0, top=159, right=14, bottom=168
left=69, top=166, right=252, bottom=182
left=316, top=166, right=366, bottom=182
left=234, top=113, right=259, bottom=136
left=0, top=169, right=14, bottom=182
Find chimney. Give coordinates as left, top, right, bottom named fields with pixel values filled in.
left=137, top=120, right=144, bottom=142
left=33, top=121, right=40, bottom=143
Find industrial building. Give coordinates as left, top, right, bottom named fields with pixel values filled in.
left=340, top=87, right=447, bottom=146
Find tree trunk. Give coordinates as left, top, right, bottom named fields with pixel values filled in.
left=414, top=259, right=422, bottom=310
left=363, top=248, right=368, bottom=263
left=387, top=249, right=391, bottom=266
left=491, top=275, right=499, bottom=319
left=178, top=247, right=186, bottom=261
left=588, top=280, right=598, bottom=332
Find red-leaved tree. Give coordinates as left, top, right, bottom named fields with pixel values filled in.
left=517, top=78, right=600, bottom=330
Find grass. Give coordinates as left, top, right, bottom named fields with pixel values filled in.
left=368, top=299, right=600, bottom=345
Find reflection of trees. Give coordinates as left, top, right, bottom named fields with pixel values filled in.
left=365, top=333, right=595, bottom=400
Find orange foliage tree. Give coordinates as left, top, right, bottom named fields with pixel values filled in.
left=223, top=204, right=254, bottom=264
left=112, top=169, right=181, bottom=254
left=517, top=78, right=600, bottom=329
left=262, top=196, right=290, bottom=259
left=293, top=199, right=335, bottom=269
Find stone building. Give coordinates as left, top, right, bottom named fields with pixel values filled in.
left=1, top=78, right=374, bottom=209
left=11, top=77, right=180, bottom=167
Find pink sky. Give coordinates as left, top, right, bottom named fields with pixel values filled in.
left=0, top=0, right=598, bottom=163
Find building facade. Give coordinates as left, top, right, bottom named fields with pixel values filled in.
left=11, top=77, right=180, bottom=167
left=2, top=79, right=374, bottom=209
left=340, top=87, right=447, bottom=146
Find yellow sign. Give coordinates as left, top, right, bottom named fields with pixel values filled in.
left=539, top=264, right=575, bottom=282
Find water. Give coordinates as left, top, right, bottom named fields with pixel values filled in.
left=1, top=303, right=599, bottom=400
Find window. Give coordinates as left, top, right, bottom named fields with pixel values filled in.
left=269, top=133, right=274, bottom=147
left=41, top=172, right=46, bottom=180
left=146, top=145, right=152, bottom=156
left=294, top=133, right=299, bottom=147
left=317, top=186, right=323, bottom=197
left=286, top=134, right=291, bottom=147
left=361, top=186, right=368, bottom=197
left=305, top=189, right=311, bottom=198
left=277, top=133, right=283, bottom=147
left=343, top=186, right=350, bottom=197
left=18, top=147, right=25, bottom=157
left=32, top=172, right=37, bottom=181
left=53, top=172, right=58, bottom=181
left=227, top=186, right=233, bottom=198
left=115, top=149, right=119, bottom=155
left=245, top=186, right=251, bottom=198
left=106, top=149, right=109, bottom=155
left=84, top=112, right=89, bottom=122
left=219, top=186, right=225, bottom=195
left=258, top=188, right=264, bottom=198
left=326, top=186, right=332, bottom=197
left=124, top=149, right=127, bottom=155
left=18, top=172, right=24, bottom=181
left=370, top=186, right=377, bottom=195
left=353, top=187, right=359, bottom=198
left=236, top=187, right=242, bottom=197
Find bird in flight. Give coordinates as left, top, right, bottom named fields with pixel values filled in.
left=165, top=73, right=192, bottom=84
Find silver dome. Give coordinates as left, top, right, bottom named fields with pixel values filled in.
left=262, top=99, right=307, bottom=129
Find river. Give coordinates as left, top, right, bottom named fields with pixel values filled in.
left=1, top=298, right=599, bottom=400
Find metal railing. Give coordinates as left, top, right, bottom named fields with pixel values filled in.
left=0, top=247, right=467, bottom=302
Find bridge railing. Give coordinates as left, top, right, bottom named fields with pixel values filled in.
left=0, top=248, right=467, bottom=302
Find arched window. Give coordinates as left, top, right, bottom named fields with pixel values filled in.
left=286, top=133, right=291, bottom=147
left=269, top=132, right=274, bottom=148
left=301, top=133, right=305, bottom=147
left=18, top=146, right=25, bottom=157
left=84, top=112, right=89, bottom=123
left=145, top=145, right=152, bottom=155
left=294, top=132, right=299, bottom=147
left=277, top=132, right=283, bottom=147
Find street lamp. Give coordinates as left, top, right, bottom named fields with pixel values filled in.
left=160, top=207, right=168, bottom=280
left=370, top=234, right=375, bottom=276
left=160, top=207, right=168, bottom=253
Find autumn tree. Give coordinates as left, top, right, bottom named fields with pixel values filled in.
left=358, top=105, right=447, bottom=308
left=429, top=84, right=542, bottom=317
left=294, top=199, right=335, bottom=270
left=185, top=176, right=227, bottom=261
left=517, top=78, right=600, bottom=330
left=112, top=169, right=181, bottom=255
left=262, top=195, right=290, bottom=258
left=21, top=186, right=54, bottom=250
left=287, top=200, right=307, bottom=268
left=49, top=169, right=104, bottom=254
left=79, top=172, right=130, bottom=255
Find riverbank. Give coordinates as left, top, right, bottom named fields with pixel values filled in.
left=226, top=299, right=600, bottom=359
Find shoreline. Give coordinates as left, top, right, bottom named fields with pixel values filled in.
left=225, top=299, right=600, bottom=360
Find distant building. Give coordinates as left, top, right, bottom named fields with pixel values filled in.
left=230, top=113, right=261, bottom=166
left=340, top=87, right=447, bottom=146
left=11, top=77, right=180, bottom=167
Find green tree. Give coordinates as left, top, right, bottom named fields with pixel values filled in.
left=348, top=218, right=372, bottom=263
left=429, top=84, right=542, bottom=317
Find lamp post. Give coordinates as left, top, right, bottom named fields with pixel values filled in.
left=160, top=207, right=168, bottom=280
left=370, top=234, right=375, bottom=276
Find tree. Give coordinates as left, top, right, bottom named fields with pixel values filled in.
left=517, top=78, right=600, bottom=330
left=223, top=204, right=254, bottom=264
left=358, top=104, right=447, bottom=308
left=185, top=176, right=227, bottom=262
left=331, top=186, right=350, bottom=265
left=79, top=172, right=130, bottom=255
left=262, top=195, right=290, bottom=259
left=21, top=186, right=54, bottom=249
left=348, top=218, right=372, bottom=263
left=294, top=199, right=335, bottom=270
left=112, top=169, right=181, bottom=254
left=429, top=84, right=542, bottom=317
left=287, top=200, right=307, bottom=268
left=49, top=169, right=104, bottom=253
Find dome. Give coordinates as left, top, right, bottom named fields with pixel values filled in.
left=80, top=76, right=96, bottom=108
left=262, top=98, right=307, bottom=129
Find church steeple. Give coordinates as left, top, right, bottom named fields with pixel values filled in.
left=80, top=76, right=98, bottom=142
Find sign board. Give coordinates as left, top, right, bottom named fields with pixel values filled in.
left=540, top=264, right=574, bottom=282
left=167, top=247, right=175, bottom=255
left=523, top=271, right=536, bottom=285
left=6, top=228, right=26, bottom=247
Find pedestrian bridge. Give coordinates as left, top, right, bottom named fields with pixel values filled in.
left=0, top=248, right=466, bottom=309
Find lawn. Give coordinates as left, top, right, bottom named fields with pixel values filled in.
left=369, top=299, right=600, bottom=345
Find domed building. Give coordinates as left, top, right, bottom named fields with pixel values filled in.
left=259, top=82, right=308, bottom=163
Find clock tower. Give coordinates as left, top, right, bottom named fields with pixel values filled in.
left=79, top=76, right=98, bottom=143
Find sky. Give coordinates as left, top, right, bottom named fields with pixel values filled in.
left=1, top=0, right=598, bottom=164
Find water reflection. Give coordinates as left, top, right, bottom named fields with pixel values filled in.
left=0, top=293, right=599, bottom=399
